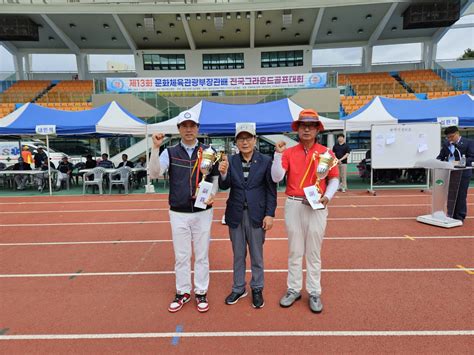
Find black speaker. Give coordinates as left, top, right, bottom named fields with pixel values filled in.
left=0, top=16, right=39, bottom=41
left=403, top=0, right=460, bottom=29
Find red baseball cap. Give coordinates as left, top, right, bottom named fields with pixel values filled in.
left=291, top=109, right=325, bottom=132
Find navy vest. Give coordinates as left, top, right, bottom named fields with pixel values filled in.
left=167, top=143, right=216, bottom=213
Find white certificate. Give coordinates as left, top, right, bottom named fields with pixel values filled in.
left=303, top=185, right=325, bottom=210
left=194, top=181, right=213, bottom=209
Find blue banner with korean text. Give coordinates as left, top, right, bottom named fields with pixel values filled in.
left=106, top=73, right=327, bottom=92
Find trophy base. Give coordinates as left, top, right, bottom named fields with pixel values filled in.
left=144, top=184, right=155, bottom=194
left=194, top=181, right=213, bottom=209
left=416, top=214, right=463, bottom=228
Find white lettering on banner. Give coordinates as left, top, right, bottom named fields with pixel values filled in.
left=106, top=73, right=327, bottom=92
left=35, top=125, right=56, bottom=135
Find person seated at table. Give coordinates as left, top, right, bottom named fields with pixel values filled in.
left=13, top=157, right=32, bottom=190
left=33, top=147, right=48, bottom=169
left=21, top=146, right=33, bottom=165
left=83, top=154, right=97, bottom=181
left=97, top=153, right=114, bottom=169
left=135, top=156, right=147, bottom=185
left=117, top=154, right=134, bottom=168
left=56, top=156, right=73, bottom=190
left=35, top=159, right=56, bottom=191
left=85, top=154, right=97, bottom=169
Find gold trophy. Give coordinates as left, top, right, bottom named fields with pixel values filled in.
left=195, top=146, right=223, bottom=199
left=315, top=149, right=338, bottom=193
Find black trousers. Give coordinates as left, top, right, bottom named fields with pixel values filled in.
left=453, top=176, right=470, bottom=221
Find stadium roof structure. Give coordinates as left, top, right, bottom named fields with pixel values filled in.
left=1, top=0, right=472, bottom=54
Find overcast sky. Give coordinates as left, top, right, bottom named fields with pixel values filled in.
left=0, top=15, right=472, bottom=72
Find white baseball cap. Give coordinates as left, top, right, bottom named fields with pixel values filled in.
left=177, top=111, right=199, bottom=125
left=235, top=122, right=256, bottom=137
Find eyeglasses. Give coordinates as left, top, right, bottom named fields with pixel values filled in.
left=236, top=136, right=254, bottom=143
left=298, top=123, right=318, bottom=130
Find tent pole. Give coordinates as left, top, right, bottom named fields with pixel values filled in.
left=144, top=124, right=155, bottom=193
left=46, top=135, right=52, bottom=196
left=145, top=125, right=150, bottom=187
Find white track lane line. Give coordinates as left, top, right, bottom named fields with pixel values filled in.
left=1, top=235, right=473, bottom=247
left=0, top=330, right=473, bottom=340
left=0, top=268, right=473, bottom=279
left=1, top=216, right=473, bottom=227
left=2, top=203, right=473, bottom=214
left=0, top=192, right=472, bottom=205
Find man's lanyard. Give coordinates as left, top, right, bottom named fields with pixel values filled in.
left=191, top=146, right=203, bottom=196
left=299, top=151, right=319, bottom=189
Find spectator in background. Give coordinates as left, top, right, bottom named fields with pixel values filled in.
left=97, top=153, right=114, bottom=169
left=56, top=156, right=73, bottom=190
left=332, top=134, right=351, bottom=193
left=35, top=159, right=56, bottom=191
left=135, top=156, right=147, bottom=186
left=33, top=147, right=47, bottom=169
left=135, top=156, right=146, bottom=169
left=118, top=153, right=134, bottom=168
left=13, top=157, right=32, bottom=190
left=21, top=146, right=33, bottom=165
left=85, top=154, right=97, bottom=169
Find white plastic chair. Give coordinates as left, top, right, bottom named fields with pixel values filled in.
left=83, top=167, right=106, bottom=194
left=109, top=167, right=131, bottom=194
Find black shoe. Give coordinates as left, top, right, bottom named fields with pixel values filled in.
left=252, top=289, right=264, bottom=309
left=225, top=290, right=248, bottom=305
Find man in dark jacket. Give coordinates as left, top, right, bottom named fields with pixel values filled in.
left=436, top=126, right=474, bottom=222
left=218, top=122, right=277, bottom=309
left=33, top=147, right=48, bottom=169
left=117, top=154, right=134, bottom=168
left=56, top=156, right=73, bottom=190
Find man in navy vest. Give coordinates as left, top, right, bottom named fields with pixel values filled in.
left=218, top=122, right=277, bottom=309
left=149, top=111, right=219, bottom=313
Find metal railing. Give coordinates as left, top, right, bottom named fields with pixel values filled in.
left=432, top=62, right=464, bottom=91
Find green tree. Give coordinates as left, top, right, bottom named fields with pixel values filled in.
left=459, top=48, right=474, bottom=60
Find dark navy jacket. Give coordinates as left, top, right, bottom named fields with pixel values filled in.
left=437, top=137, right=474, bottom=178
left=219, top=151, right=277, bottom=229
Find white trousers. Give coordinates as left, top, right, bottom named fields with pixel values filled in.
left=169, top=208, right=213, bottom=295
left=56, top=172, right=68, bottom=187
left=284, top=198, right=328, bottom=295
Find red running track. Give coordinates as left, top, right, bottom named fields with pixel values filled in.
left=0, top=190, right=473, bottom=353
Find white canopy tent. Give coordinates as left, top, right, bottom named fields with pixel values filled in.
left=342, top=97, right=398, bottom=132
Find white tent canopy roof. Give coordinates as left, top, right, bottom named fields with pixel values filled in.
left=342, top=97, right=398, bottom=132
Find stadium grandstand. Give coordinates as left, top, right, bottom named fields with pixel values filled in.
left=0, top=0, right=473, bottom=158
